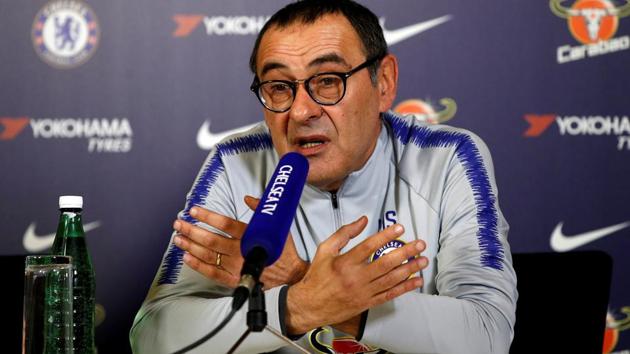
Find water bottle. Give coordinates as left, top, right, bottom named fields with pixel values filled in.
left=51, top=195, right=96, bottom=354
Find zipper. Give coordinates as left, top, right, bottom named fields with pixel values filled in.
left=331, top=192, right=342, bottom=230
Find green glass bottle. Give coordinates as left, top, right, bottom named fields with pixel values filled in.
left=51, top=195, right=96, bottom=354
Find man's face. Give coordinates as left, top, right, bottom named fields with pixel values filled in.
left=255, top=14, right=395, bottom=191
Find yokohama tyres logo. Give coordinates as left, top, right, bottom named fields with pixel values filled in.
left=524, top=114, right=630, bottom=150
left=172, top=15, right=269, bottom=37
left=0, top=116, right=134, bottom=153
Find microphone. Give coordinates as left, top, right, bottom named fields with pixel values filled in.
left=232, top=152, right=309, bottom=310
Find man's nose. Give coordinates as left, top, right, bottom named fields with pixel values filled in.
left=289, top=84, right=322, bottom=123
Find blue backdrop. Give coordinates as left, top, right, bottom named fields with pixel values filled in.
left=1, top=0, right=629, bottom=352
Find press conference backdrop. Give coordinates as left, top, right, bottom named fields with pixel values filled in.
left=1, top=0, right=629, bottom=352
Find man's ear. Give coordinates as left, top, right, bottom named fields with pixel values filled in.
left=377, top=54, right=399, bottom=113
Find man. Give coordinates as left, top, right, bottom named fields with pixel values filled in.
left=130, top=1, right=517, bottom=353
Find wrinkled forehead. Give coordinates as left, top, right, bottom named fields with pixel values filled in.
left=255, top=14, right=366, bottom=75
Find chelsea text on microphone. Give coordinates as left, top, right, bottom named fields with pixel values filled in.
left=261, top=165, right=294, bottom=216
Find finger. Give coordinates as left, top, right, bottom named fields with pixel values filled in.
left=188, top=206, right=247, bottom=240
left=183, top=253, right=239, bottom=288
left=367, top=240, right=426, bottom=278
left=244, top=195, right=260, bottom=211
left=350, top=223, right=405, bottom=260
left=173, top=233, right=217, bottom=263
left=371, top=275, right=424, bottom=305
left=174, top=232, right=244, bottom=270
left=369, top=257, right=428, bottom=294
left=175, top=235, right=244, bottom=276
left=174, top=220, right=241, bottom=256
left=320, top=216, right=368, bottom=255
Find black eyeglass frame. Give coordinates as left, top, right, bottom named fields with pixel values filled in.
left=250, top=54, right=384, bottom=113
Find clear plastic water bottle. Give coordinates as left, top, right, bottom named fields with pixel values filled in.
left=52, top=195, right=96, bottom=354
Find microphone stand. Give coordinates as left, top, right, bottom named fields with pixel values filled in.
left=227, top=282, right=310, bottom=354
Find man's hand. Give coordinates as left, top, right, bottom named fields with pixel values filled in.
left=285, top=216, right=428, bottom=335
left=172, top=196, right=308, bottom=289
left=244, top=196, right=309, bottom=288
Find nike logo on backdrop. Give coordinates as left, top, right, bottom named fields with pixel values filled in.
left=196, top=121, right=257, bottom=150
left=550, top=221, right=630, bottom=252
left=381, top=15, right=452, bottom=46
left=23, top=221, right=102, bottom=252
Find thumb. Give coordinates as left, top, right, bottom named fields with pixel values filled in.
left=244, top=195, right=260, bottom=211
left=322, top=216, right=368, bottom=255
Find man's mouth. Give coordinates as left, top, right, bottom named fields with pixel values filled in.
left=300, top=141, right=324, bottom=148
left=294, top=136, right=328, bottom=155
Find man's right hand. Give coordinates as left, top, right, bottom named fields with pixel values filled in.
left=172, top=196, right=308, bottom=289
left=285, top=216, right=428, bottom=335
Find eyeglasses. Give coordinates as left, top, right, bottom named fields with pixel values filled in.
left=250, top=55, right=382, bottom=113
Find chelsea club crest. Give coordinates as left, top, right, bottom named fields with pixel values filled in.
left=370, top=239, right=407, bottom=263
left=32, top=0, right=100, bottom=69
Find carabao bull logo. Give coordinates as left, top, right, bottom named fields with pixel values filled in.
left=308, top=327, right=387, bottom=354
left=550, top=0, right=630, bottom=44
left=603, top=306, right=630, bottom=354
left=393, top=98, right=457, bottom=125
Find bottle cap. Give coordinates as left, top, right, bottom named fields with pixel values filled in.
left=59, top=195, right=83, bottom=209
